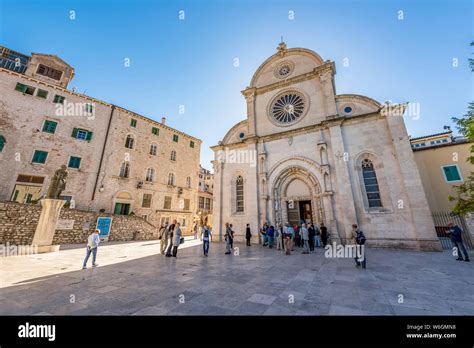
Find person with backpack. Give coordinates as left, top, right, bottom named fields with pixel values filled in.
left=224, top=222, right=233, bottom=255
left=446, top=222, right=470, bottom=262
left=245, top=224, right=252, bottom=246
left=202, top=225, right=212, bottom=256
left=351, top=224, right=366, bottom=268
left=82, top=229, right=100, bottom=269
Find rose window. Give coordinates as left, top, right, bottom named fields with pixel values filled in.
left=270, top=92, right=306, bottom=125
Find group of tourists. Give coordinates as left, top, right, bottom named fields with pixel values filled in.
left=80, top=218, right=469, bottom=268
left=257, top=221, right=329, bottom=255
left=157, top=220, right=183, bottom=258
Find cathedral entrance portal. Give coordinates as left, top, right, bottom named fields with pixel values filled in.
left=272, top=166, right=324, bottom=227
left=286, top=200, right=313, bottom=226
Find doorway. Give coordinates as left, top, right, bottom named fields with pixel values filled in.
left=114, top=202, right=130, bottom=215
left=286, top=200, right=313, bottom=226
left=299, top=200, right=313, bottom=224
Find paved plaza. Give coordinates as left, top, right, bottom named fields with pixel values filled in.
left=1, top=239, right=473, bottom=315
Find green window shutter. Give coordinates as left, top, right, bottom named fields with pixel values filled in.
left=33, top=150, right=48, bottom=164
left=15, top=83, right=27, bottom=93
left=86, top=131, right=93, bottom=141
left=0, top=136, right=5, bottom=152
left=72, top=128, right=78, bottom=138
left=443, top=166, right=461, bottom=182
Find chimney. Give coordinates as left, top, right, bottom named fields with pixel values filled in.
left=161, top=117, right=166, bottom=125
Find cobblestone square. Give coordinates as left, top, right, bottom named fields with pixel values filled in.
left=1, top=239, right=473, bottom=315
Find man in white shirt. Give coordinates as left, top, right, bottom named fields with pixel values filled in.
left=301, top=223, right=310, bottom=254
left=82, top=229, right=101, bottom=269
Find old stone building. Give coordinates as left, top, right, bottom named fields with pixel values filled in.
left=197, top=165, right=213, bottom=227
left=211, top=42, right=441, bottom=250
left=0, top=46, right=201, bottom=232
left=410, top=130, right=474, bottom=246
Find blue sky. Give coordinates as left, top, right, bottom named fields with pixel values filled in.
left=0, top=0, right=472, bottom=168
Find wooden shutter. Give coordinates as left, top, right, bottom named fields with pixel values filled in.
left=72, top=128, right=78, bottom=138
left=86, top=131, right=93, bottom=141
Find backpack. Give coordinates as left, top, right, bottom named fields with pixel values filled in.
left=356, top=231, right=366, bottom=245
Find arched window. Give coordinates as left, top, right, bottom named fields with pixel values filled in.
left=362, top=159, right=382, bottom=207
left=146, top=168, right=155, bottom=182
left=119, top=162, right=130, bottom=178
left=125, top=135, right=134, bottom=149
left=186, top=176, right=191, bottom=188
left=236, top=175, right=244, bottom=212
left=170, top=150, right=176, bottom=161
left=168, top=173, right=175, bottom=186
left=0, top=135, right=5, bottom=152
left=150, top=144, right=157, bottom=156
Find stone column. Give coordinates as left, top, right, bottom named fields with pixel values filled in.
left=328, top=124, right=358, bottom=244
left=31, top=199, right=65, bottom=253
left=385, top=109, right=441, bottom=251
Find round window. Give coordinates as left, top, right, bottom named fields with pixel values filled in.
left=239, top=132, right=245, bottom=139
left=270, top=91, right=306, bottom=125
left=344, top=106, right=353, bottom=114
left=278, top=64, right=291, bottom=77
left=274, top=61, right=295, bottom=79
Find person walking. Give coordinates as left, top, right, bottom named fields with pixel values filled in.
left=245, top=224, right=252, bottom=246
left=193, top=223, right=198, bottom=240
left=225, top=222, right=233, bottom=255
left=447, top=222, right=470, bottom=262
left=308, top=224, right=315, bottom=252
left=301, top=223, right=310, bottom=254
left=276, top=224, right=283, bottom=250
left=165, top=220, right=177, bottom=257
left=351, top=224, right=367, bottom=268
left=82, top=229, right=100, bottom=269
left=159, top=222, right=169, bottom=255
left=320, top=222, right=328, bottom=247
left=172, top=222, right=182, bottom=258
left=202, top=225, right=211, bottom=256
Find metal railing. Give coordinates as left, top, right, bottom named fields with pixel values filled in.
left=432, top=212, right=473, bottom=250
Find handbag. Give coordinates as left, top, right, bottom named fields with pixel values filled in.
left=180, top=237, right=185, bottom=244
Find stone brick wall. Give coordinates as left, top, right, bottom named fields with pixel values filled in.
left=0, top=202, right=42, bottom=245
left=0, top=202, right=161, bottom=245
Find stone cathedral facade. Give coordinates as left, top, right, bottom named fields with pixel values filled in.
left=211, top=42, right=441, bottom=251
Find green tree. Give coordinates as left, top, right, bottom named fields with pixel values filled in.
left=449, top=42, right=474, bottom=214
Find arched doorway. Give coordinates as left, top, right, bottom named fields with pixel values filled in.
left=271, top=166, right=323, bottom=226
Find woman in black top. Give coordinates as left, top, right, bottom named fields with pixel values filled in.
left=245, top=224, right=252, bottom=246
